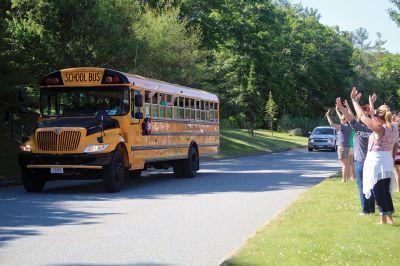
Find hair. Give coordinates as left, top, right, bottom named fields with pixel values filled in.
left=375, top=105, right=393, bottom=129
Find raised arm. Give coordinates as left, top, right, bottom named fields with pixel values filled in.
left=369, top=93, right=377, bottom=118
left=335, top=105, right=343, bottom=120
left=344, top=100, right=355, bottom=118
left=336, top=97, right=355, bottom=122
left=350, top=87, right=384, bottom=137
left=325, top=108, right=340, bottom=130
left=393, top=112, right=400, bottom=123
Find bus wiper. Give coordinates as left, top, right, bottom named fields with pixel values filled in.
left=94, top=110, right=112, bottom=143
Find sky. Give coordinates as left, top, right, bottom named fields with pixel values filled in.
left=291, top=0, right=400, bottom=54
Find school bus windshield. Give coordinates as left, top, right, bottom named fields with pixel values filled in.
left=41, top=86, right=130, bottom=117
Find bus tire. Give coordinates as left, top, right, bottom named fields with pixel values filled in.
left=103, top=148, right=126, bottom=192
left=174, top=147, right=199, bottom=178
left=21, top=168, right=45, bottom=192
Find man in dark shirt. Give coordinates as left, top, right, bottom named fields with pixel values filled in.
left=336, top=98, right=375, bottom=214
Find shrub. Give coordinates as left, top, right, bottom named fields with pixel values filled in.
left=277, top=114, right=328, bottom=136
left=288, top=128, right=302, bottom=136
left=221, top=113, right=247, bottom=129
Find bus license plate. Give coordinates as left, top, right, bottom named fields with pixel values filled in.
left=50, top=167, right=64, bottom=174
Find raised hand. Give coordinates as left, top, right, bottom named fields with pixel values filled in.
left=393, top=112, right=400, bottom=123
left=344, top=100, right=351, bottom=110
left=369, top=93, right=377, bottom=105
left=350, top=87, right=362, bottom=102
left=336, top=97, right=344, bottom=108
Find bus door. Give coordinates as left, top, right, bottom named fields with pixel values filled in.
left=130, top=89, right=145, bottom=169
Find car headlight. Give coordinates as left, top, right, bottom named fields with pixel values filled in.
left=84, top=144, right=109, bottom=153
left=327, top=138, right=334, bottom=143
left=20, top=144, right=32, bottom=152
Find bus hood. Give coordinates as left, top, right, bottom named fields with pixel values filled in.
left=38, top=117, right=119, bottom=135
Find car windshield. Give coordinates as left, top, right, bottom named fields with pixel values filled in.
left=313, top=128, right=335, bottom=135
left=41, top=86, right=130, bottom=117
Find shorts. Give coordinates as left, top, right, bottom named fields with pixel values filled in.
left=337, top=146, right=350, bottom=160
left=395, top=153, right=400, bottom=165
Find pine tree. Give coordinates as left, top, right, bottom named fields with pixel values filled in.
left=243, top=63, right=260, bottom=136
left=265, top=91, right=278, bottom=136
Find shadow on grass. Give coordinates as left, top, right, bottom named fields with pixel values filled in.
left=0, top=148, right=338, bottom=246
left=220, top=130, right=306, bottom=156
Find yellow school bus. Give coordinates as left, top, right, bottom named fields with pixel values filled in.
left=18, top=67, right=219, bottom=192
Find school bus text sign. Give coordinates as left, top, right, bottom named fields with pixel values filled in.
left=60, top=68, right=104, bottom=86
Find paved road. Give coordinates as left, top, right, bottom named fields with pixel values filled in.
left=0, top=149, right=339, bottom=266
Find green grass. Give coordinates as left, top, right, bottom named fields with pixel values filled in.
left=226, top=176, right=400, bottom=265
left=217, top=129, right=307, bottom=158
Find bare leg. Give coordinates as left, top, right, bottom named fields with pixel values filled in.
left=340, top=159, right=346, bottom=182
left=349, top=154, right=355, bottom=181
left=388, top=214, right=394, bottom=224
left=380, top=215, right=387, bottom=224
left=343, top=158, right=351, bottom=182
left=394, top=165, right=400, bottom=192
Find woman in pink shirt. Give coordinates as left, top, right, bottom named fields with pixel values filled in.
left=350, top=87, right=398, bottom=224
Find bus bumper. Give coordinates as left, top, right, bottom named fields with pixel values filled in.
left=18, top=152, right=114, bottom=170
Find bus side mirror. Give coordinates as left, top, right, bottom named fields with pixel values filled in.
left=135, top=94, right=143, bottom=107
left=135, top=112, right=143, bottom=119
left=19, top=87, right=27, bottom=101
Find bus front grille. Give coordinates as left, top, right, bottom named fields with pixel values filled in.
left=36, top=131, right=81, bottom=151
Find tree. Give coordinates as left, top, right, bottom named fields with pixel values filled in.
left=132, top=5, right=204, bottom=85
left=265, top=91, right=278, bottom=135
left=0, top=0, right=21, bottom=106
left=389, top=0, right=400, bottom=27
left=242, top=63, right=261, bottom=136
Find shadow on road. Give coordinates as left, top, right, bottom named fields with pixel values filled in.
left=0, top=149, right=338, bottom=246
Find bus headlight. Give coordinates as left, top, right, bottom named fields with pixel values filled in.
left=84, top=144, right=109, bottom=153
left=20, top=144, right=32, bottom=152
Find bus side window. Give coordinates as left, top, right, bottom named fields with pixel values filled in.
left=205, top=101, right=210, bottom=121
left=196, top=100, right=200, bottom=121
left=160, top=93, right=166, bottom=118
left=179, top=97, right=184, bottom=119
left=131, top=90, right=143, bottom=118
left=210, top=102, right=214, bottom=121
left=144, top=91, right=151, bottom=117
left=201, top=100, right=205, bottom=121
left=152, top=92, right=159, bottom=118
left=185, top=98, right=190, bottom=120
left=173, top=96, right=178, bottom=118
left=190, top=99, right=195, bottom=120
left=166, top=95, right=172, bottom=118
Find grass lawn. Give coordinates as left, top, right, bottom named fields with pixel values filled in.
left=225, top=176, right=400, bottom=265
left=217, top=129, right=307, bottom=158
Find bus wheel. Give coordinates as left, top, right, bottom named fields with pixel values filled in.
left=21, top=168, right=45, bottom=192
left=103, top=148, right=126, bottom=192
left=174, top=147, right=199, bottom=178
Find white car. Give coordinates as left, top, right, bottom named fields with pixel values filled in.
left=308, top=126, right=337, bottom=152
